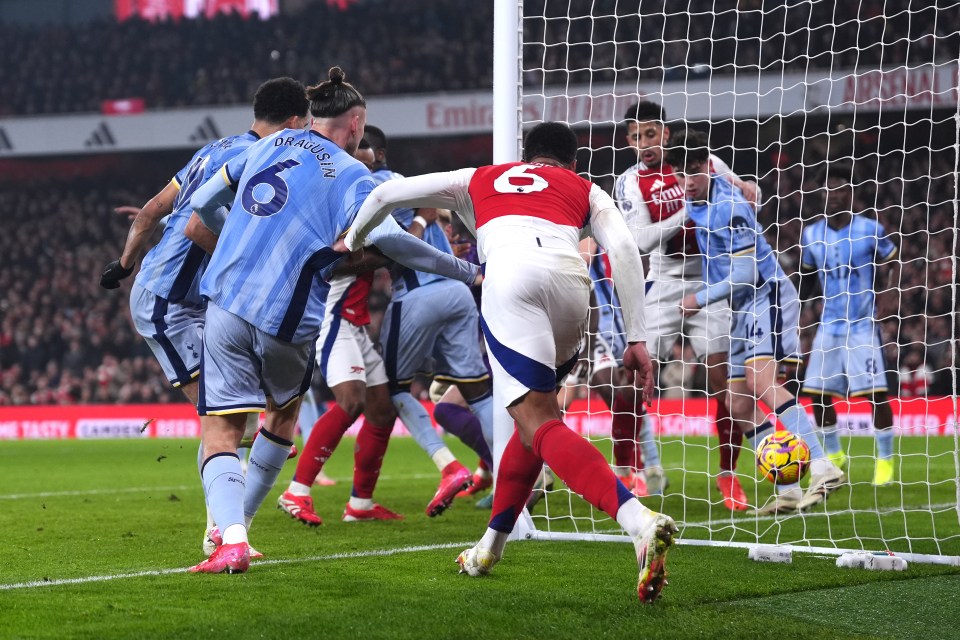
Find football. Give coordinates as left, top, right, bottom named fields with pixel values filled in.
left=756, top=431, right=811, bottom=485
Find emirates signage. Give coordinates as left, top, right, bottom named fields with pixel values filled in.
left=115, top=0, right=278, bottom=21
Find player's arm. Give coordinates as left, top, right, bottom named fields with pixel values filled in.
left=588, top=185, right=654, bottom=401
left=615, top=172, right=686, bottom=254
left=406, top=208, right=439, bottom=239
left=183, top=210, right=221, bottom=255
left=797, top=227, right=821, bottom=303
left=100, top=180, right=180, bottom=289
left=366, top=214, right=480, bottom=286
left=874, top=224, right=901, bottom=321
left=343, top=169, right=476, bottom=251
left=333, top=247, right=392, bottom=275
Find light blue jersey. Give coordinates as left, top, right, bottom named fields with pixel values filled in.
left=800, top=215, right=897, bottom=336
left=687, top=177, right=787, bottom=310
left=198, top=129, right=374, bottom=343
left=136, top=131, right=260, bottom=304
left=372, top=167, right=453, bottom=298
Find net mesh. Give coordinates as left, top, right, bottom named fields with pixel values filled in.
left=514, top=0, right=960, bottom=561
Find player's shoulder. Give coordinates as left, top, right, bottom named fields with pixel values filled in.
left=852, top=213, right=884, bottom=235
left=803, top=216, right=827, bottom=237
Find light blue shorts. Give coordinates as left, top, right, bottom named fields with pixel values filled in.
left=728, top=279, right=801, bottom=380
left=382, top=279, right=489, bottom=392
left=803, top=325, right=888, bottom=397
left=129, top=282, right=204, bottom=387
left=198, top=302, right=315, bottom=415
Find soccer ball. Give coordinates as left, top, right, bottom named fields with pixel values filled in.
left=756, top=431, right=810, bottom=485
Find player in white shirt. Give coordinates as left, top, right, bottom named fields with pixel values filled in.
left=339, top=122, right=678, bottom=603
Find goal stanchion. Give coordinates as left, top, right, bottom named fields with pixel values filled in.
left=494, top=0, right=960, bottom=565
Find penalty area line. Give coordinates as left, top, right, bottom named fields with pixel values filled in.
left=0, top=541, right=471, bottom=591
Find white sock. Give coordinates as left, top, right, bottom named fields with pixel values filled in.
left=431, top=447, right=457, bottom=472
left=479, top=527, right=509, bottom=558
left=349, top=496, right=374, bottom=511
left=205, top=505, right=215, bottom=531
left=222, top=523, right=247, bottom=545
left=288, top=481, right=311, bottom=497
left=615, top=497, right=655, bottom=538
left=244, top=514, right=254, bottom=529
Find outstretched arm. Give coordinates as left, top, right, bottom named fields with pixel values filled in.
left=366, top=215, right=480, bottom=286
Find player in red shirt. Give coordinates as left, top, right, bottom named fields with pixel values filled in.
left=339, top=122, right=678, bottom=603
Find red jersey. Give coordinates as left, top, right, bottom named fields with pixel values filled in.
left=468, top=163, right=592, bottom=229
left=635, top=162, right=700, bottom=257
left=339, top=271, right=373, bottom=326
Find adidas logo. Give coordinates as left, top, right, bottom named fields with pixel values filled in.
left=84, top=122, right=116, bottom=147
left=0, top=127, right=12, bottom=151
left=189, top=116, right=221, bottom=143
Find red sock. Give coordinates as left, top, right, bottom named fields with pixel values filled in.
left=532, top=419, right=632, bottom=520
left=293, top=403, right=354, bottom=486
left=715, top=400, right=742, bottom=473
left=611, top=392, right=641, bottom=471
left=352, top=419, right=393, bottom=499
left=489, top=428, right=543, bottom=533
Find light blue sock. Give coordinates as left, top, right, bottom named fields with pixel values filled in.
left=201, top=453, right=246, bottom=532
left=393, top=391, right=445, bottom=457
left=876, top=428, right=894, bottom=460
left=775, top=399, right=826, bottom=461
left=465, top=389, right=495, bottom=450
left=638, top=414, right=661, bottom=467
left=242, top=428, right=293, bottom=519
left=196, top=443, right=204, bottom=475
left=298, top=388, right=321, bottom=442
left=821, top=422, right=842, bottom=455
left=745, top=421, right=775, bottom=451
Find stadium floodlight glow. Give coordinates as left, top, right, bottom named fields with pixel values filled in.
left=493, top=0, right=960, bottom=565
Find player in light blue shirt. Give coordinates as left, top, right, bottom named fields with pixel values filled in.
left=667, top=130, right=846, bottom=515
left=799, top=163, right=900, bottom=486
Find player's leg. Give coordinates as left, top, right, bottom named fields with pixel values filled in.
left=802, top=327, right=847, bottom=469
left=870, top=392, right=896, bottom=485
left=433, top=384, right=493, bottom=496
left=705, top=358, right=747, bottom=510
left=847, top=328, right=896, bottom=485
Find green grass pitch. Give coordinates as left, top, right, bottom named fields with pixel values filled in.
left=2, top=435, right=959, bottom=639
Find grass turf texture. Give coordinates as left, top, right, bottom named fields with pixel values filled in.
left=1, top=436, right=958, bottom=639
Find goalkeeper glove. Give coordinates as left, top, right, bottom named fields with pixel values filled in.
left=100, top=259, right=134, bottom=289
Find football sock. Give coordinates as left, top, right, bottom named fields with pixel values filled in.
left=775, top=398, right=826, bottom=460
left=293, top=403, right=353, bottom=486
left=638, top=413, right=661, bottom=468
left=822, top=421, right=842, bottom=454
left=434, top=401, right=493, bottom=467
left=615, top=497, right=656, bottom=538
left=243, top=428, right=294, bottom=519
left=715, top=399, right=742, bottom=472
left=201, top=452, right=246, bottom=541
left=531, top=419, right=633, bottom=520
left=431, top=447, right=457, bottom=471
left=611, top=393, right=640, bottom=471
left=745, top=421, right=775, bottom=451
left=297, top=388, right=321, bottom=442
left=488, top=429, right=543, bottom=534
left=875, top=427, right=894, bottom=459
left=352, top=419, right=392, bottom=499
left=287, top=481, right=311, bottom=497
left=479, top=527, right=510, bottom=559
left=465, top=389, right=496, bottom=450
left=393, top=391, right=446, bottom=458
left=348, top=496, right=375, bottom=511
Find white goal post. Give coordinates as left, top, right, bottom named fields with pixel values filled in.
left=492, top=0, right=960, bottom=566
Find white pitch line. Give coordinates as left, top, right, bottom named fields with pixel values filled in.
left=0, top=541, right=471, bottom=591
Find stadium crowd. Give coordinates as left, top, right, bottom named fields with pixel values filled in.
left=0, top=133, right=955, bottom=405
left=1, top=0, right=956, bottom=116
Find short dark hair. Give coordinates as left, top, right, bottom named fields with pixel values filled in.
left=819, top=162, right=854, bottom=186
left=357, top=138, right=371, bottom=150
left=623, top=100, right=666, bottom=124
left=253, top=77, right=309, bottom=124
left=306, top=66, right=366, bottom=118
left=522, top=121, right=579, bottom=165
left=363, top=125, right=387, bottom=151
left=664, top=129, right=710, bottom=170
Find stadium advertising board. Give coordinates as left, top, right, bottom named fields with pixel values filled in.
left=0, top=398, right=955, bottom=440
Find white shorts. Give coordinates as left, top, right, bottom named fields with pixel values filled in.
left=645, top=278, right=731, bottom=361
left=198, top=302, right=315, bottom=415
left=316, top=320, right=389, bottom=389
left=803, top=325, right=888, bottom=397
left=481, top=248, right=590, bottom=407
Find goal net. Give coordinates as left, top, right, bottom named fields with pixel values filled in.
left=493, top=0, right=960, bottom=564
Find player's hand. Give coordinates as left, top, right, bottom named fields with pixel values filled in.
left=622, top=342, right=654, bottom=406
left=680, top=294, right=702, bottom=317
left=472, top=272, right=484, bottom=287
left=114, top=206, right=140, bottom=221
left=100, top=259, right=134, bottom=289
left=332, top=238, right=350, bottom=253
left=738, top=180, right=760, bottom=208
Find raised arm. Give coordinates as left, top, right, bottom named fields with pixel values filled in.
left=344, top=169, right=476, bottom=251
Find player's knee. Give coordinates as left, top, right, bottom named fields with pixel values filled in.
left=366, top=402, right=397, bottom=428
left=728, top=394, right=754, bottom=421
left=457, top=380, right=491, bottom=402
left=337, top=396, right=365, bottom=420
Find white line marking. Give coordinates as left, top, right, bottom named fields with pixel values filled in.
left=0, top=486, right=194, bottom=500
left=0, top=541, right=471, bottom=591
